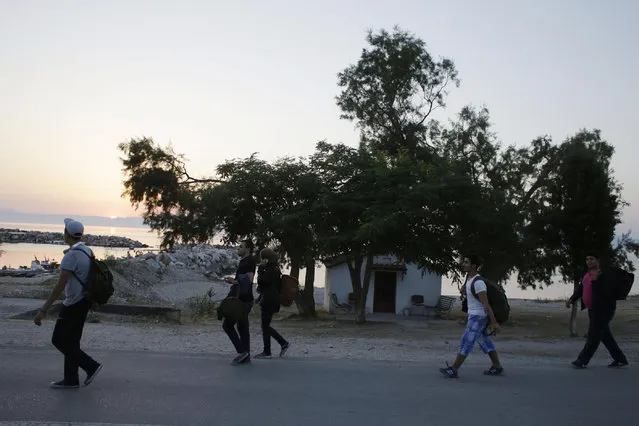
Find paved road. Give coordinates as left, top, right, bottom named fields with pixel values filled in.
left=0, top=346, right=635, bottom=426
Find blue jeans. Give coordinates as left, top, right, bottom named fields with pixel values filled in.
left=458, top=315, right=496, bottom=357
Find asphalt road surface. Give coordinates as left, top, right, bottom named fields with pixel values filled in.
left=0, top=346, right=635, bottom=426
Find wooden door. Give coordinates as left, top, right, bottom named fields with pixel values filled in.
left=373, top=271, right=397, bottom=313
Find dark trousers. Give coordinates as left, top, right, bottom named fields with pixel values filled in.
left=577, top=308, right=627, bottom=364
left=222, top=303, right=252, bottom=354
left=261, top=310, right=287, bottom=355
left=51, top=298, right=100, bottom=384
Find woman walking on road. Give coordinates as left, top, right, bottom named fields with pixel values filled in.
left=254, top=248, right=290, bottom=359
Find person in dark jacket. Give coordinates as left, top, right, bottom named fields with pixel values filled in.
left=222, top=240, right=256, bottom=366
left=254, top=248, right=290, bottom=359
left=566, top=251, right=628, bottom=369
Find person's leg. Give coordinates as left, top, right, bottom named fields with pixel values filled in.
left=269, top=324, right=287, bottom=348
left=440, top=315, right=484, bottom=377
left=222, top=319, right=243, bottom=353
left=66, top=300, right=100, bottom=377
left=477, top=329, right=502, bottom=375
left=237, top=303, right=252, bottom=354
left=260, top=310, right=274, bottom=356
left=51, top=306, right=80, bottom=386
left=599, top=311, right=627, bottom=365
left=575, top=310, right=604, bottom=367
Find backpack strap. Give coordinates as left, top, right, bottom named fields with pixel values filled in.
left=68, top=247, right=94, bottom=289
left=470, top=276, right=478, bottom=298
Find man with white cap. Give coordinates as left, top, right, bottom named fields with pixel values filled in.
left=34, top=218, right=102, bottom=388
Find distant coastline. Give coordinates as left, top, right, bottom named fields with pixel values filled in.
left=0, top=209, right=147, bottom=228
left=0, top=228, right=148, bottom=248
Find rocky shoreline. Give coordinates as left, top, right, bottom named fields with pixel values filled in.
left=0, top=227, right=148, bottom=248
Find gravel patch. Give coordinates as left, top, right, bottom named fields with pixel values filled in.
left=3, top=306, right=638, bottom=369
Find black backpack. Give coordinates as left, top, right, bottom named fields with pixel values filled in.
left=463, top=276, right=510, bottom=324
left=609, top=267, right=635, bottom=300
left=71, top=247, right=115, bottom=305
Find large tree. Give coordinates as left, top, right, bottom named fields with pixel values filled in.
left=538, top=129, right=637, bottom=335
left=119, top=137, right=322, bottom=316
left=336, top=26, right=459, bottom=158
left=311, top=141, right=473, bottom=323
left=434, top=106, right=561, bottom=286
left=118, top=137, right=221, bottom=247
left=211, top=155, right=323, bottom=317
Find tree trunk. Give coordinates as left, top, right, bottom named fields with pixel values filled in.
left=346, top=255, right=365, bottom=323
left=291, top=258, right=317, bottom=318
left=289, top=259, right=301, bottom=280
left=357, top=253, right=374, bottom=324
left=569, top=280, right=579, bottom=337
left=301, top=258, right=317, bottom=318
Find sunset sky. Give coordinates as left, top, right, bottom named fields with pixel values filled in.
left=1, top=0, right=638, bottom=233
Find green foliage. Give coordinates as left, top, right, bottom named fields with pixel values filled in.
left=434, top=106, right=561, bottom=287
left=118, top=25, right=637, bottom=325
left=336, top=26, right=459, bottom=157
left=534, top=130, right=632, bottom=285
left=119, top=137, right=222, bottom=248
left=101, top=255, right=118, bottom=268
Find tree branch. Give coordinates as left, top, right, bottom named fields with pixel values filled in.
left=519, top=153, right=560, bottom=208
left=180, top=170, right=226, bottom=185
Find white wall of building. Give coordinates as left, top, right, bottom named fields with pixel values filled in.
left=324, top=257, right=442, bottom=315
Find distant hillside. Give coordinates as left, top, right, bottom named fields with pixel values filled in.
left=0, top=209, right=147, bottom=228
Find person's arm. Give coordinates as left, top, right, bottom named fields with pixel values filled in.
left=34, top=270, right=71, bottom=325
left=476, top=290, right=499, bottom=328
left=226, top=271, right=254, bottom=285
left=42, top=270, right=71, bottom=312
left=569, top=283, right=583, bottom=303
left=566, top=279, right=584, bottom=307
left=256, top=267, right=265, bottom=294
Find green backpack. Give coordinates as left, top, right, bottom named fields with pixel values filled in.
left=71, top=248, right=115, bottom=305
left=469, top=276, right=510, bottom=324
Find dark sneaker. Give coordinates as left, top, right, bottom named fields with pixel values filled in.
left=280, top=342, right=290, bottom=358
left=50, top=380, right=80, bottom=389
left=231, top=352, right=250, bottom=365
left=484, top=365, right=504, bottom=376
left=571, top=360, right=587, bottom=369
left=608, top=360, right=629, bottom=368
left=439, top=362, right=459, bottom=378
left=84, top=364, right=103, bottom=387
left=254, top=352, right=272, bottom=359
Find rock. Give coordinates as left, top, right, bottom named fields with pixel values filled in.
left=145, top=258, right=161, bottom=270
left=158, top=253, right=172, bottom=266
left=0, top=227, right=148, bottom=248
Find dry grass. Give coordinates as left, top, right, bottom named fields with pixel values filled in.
left=267, top=297, right=639, bottom=342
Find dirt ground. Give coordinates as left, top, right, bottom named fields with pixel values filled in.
left=2, top=273, right=638, bottom=364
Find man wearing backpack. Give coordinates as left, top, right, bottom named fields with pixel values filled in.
left=33, top=218, right=102, bottom=388
left=566, top=252, right=629, bottom=369
left=440, top=255, right=504, bottom=378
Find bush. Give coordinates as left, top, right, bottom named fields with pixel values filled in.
left=101, top=255, right=118, bottom=268
left=188, top=289, right=218, bottom=322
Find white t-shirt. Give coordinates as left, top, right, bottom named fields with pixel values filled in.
left=466, top=275, right=488, bottom=317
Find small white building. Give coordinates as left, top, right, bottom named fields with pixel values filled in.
left=323, top=254, right=442, bottom=315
